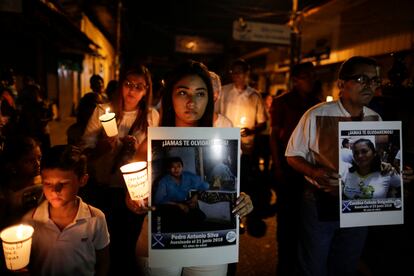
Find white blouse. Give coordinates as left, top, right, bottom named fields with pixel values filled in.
left=82, top=103, right=159, bottom=149
left=81, top=104, right=159, bottom=187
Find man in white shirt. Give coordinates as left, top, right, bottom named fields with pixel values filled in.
left=340, top=138, right=354, bottom=164
left=217, top=59, right=267, bottom=156
left=285, top=56, right=381, bottom=276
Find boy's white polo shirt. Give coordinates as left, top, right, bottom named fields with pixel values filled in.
left=23, top=196, right=110, bottom=276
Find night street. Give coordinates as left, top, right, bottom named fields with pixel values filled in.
left=49, top=117, right=278, bottom=276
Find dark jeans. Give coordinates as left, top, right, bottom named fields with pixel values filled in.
left=81, top=186, right=145, bottom=275
left=275, top=168, right=305, bottom=276
left=298, top=192, right=367, bottom=276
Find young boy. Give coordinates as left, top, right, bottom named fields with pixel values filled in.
left=23, top=145, right=110, bottom=276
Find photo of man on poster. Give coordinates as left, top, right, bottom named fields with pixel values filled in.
left=153, top=156, right=209, bottom=233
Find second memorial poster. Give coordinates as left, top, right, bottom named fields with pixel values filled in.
left=339, top=121, right=403, bottom=228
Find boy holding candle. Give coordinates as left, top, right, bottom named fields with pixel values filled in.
left=22, top=145, right=110, bottom=276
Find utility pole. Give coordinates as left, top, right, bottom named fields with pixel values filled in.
left=289, top=0, right=301, bottom=68
left=115, top=0, right=122, bottom=80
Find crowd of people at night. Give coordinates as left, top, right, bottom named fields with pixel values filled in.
left=1, top=54, right=414, bottom=276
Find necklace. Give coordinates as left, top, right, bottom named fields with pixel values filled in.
left=356, top=172, right=371, bottom=186
left=356, top=172, right=375, bottom=198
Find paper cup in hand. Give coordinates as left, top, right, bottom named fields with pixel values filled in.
left=120, top=161, right=149, bottom=202
left=99, top=109, right=118, bottom=137
left=0, top=224, right=34, bottom=271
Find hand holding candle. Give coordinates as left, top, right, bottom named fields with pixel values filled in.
left=239, top=116, right=248, bottom=137
left=0, top=224, right=34, bottom=271
left=99, top=107, right=118, bottom=137
left=125, top=194, right=154, bottom=214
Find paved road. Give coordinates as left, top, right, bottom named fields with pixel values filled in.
left=237, top=215, right=277, bottom=276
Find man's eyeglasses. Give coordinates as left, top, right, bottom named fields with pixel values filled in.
left=123, top=80, right=147, bottom=92
left=345, top=75, right=381, bottom=87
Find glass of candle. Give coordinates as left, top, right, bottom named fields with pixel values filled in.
left=0, top=224, right=34, bottom=271
left=99, top=107, right=118, bottom=137
left=120, top=161, right=149, bottom=206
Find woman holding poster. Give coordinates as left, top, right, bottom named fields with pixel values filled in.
left=131, top=60, right=253, bottom=276
left=341, top=138, right=401, bottom=199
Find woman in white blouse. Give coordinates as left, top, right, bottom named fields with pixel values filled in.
left=82, top=65, right=159, bottom=275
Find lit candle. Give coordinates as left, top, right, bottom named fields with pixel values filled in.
left=239, top=116, right=247, bottom=128
left=99, top=107, right=118, bottom=137
left=120, top=161, right=149, bottom=206
left=0, top=224, right=34, bottom=271
left=326, top=96, right=333, bottom=102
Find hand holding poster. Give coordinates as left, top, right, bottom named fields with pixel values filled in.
left=148, top=127, right=240, bottom=267
left=339, top=121, right=403, bottom=227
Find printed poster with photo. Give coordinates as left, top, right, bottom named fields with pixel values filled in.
left=339, top=121, right=403, bottom=228
left=148, top=127, right=240, bottom=267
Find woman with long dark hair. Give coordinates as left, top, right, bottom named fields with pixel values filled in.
left=82, top=65, right=159, bottom=274
left=131, top=60, right=253, bottom=276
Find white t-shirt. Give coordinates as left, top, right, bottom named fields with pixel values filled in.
left=340, top=166, right=401, bottom=199
left=217, top=84, right=267, bottom=154
left=23, top=197, right=110, bottom=276
left=341, top=148, right=354, bottom=164
left=214, top=113, right=233, bottom=128
left=285, top=100, right=381, bottom=184
left=82, top=104, right=159, bottom=187
left=82, top=104, right=159, bottom=149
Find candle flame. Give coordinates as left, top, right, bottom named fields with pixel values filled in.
left=326, top=96, right=333, bottom=102
left=240, top=116, right=246, bottom=125
left=105, top=107, right=110, bottom=114
left=16, top=225, right=24, bottom=239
